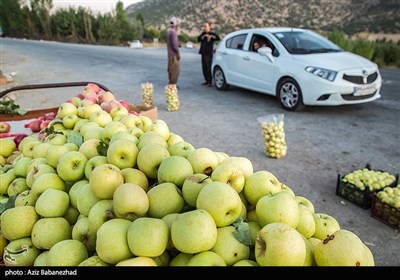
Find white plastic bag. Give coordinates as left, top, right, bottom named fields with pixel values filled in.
left=257, top=114, right=287, bottom=159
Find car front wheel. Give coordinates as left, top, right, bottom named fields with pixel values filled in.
left=213, top=67, right=229, bottom=90
left=277, top=78, right=304, bottom=111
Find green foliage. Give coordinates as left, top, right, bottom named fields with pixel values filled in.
left=353, top=39, right=375, bottom=60
left=328, top=30, right=353, bottom=51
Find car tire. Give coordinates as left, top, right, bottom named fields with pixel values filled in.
left=277, top=78, right=304, bottom=111
left=213, top=66, right=229, bottom=90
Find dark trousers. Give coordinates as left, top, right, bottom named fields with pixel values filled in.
left=201, top=55, right=213, bottom=84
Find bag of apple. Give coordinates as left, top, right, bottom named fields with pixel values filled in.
left=164, top=84, right=180, bottom=111
left=141, top=82, right=154, bottom=107
left=257, top=114, right=287, bottom=159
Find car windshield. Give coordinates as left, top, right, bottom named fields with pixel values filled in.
left=273, top=30, right=342, bottom=54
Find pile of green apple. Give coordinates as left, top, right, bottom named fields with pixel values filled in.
left=0, top=84, right=375, bottom=266
left=376, top=185, right=400, bottom=209
left=260, top=120, right=287, bottom=159
left=141, top=82, right=154, bottom=108
left=342, top=168, right=397, bottom=191
left=164, top=84, right=179, bottom=112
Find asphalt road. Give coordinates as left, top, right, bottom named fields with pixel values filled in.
left=1, top=38, right=399, bottom=266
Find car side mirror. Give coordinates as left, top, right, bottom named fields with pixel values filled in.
left=258, top=47, right=275, bottom=63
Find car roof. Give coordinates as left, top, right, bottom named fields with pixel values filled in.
left=224, top=27, right=308, bottom=37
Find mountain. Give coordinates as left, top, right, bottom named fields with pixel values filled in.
left=126, top=0, right=400, bottom=37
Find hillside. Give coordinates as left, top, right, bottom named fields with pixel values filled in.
left=126, top=0, right=400, bottom=37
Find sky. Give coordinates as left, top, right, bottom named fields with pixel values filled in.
left=51, top=0, right=142, bottom=14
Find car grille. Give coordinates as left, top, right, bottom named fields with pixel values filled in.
left=341, top=90, right=377, bottom=100
left=342, top=72, right=378, bottom=84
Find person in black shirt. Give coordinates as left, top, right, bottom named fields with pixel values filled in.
left=197, top=21, right=220, bottom=87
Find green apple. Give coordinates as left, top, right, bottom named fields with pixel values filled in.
left=167, top=132, right=184, bottom=147
left=307, top=237, right=321, bottom=266
left=107, top=139, right=139, bottom=169
left=77, top=103, right=102, bottom=119
left=157, top=155, right=194, bottom=187
left=33, top=250, right=49, bottom=266
left=255, top=222, right=306, bottom=266
left=126, top=126, right=144, bottom=138
left=26, top=157, right=48, bottom=175
left=314, top=229, right=374, bottom=266
left=83, top=126, right=103, bottom=141
left=182, top=173, right=212, bottom=207
left=169, top=252, right=193, bottom=266
left=121, top=168, right=149, bottom=192
left=72, top=216, right=96, bottom=252
left=280, top=183, right=296, bottom=197
left=243, top=170, right=282, bottom=206
left=147, top=182, right=184, bottom=219
left=12, top=156, right=32, bottom=177
left=47, top=239, right=88, bottom=266
left=46, top=144, right=70, bottom=168
left=232, top=259, right=258, bottom=266
left=90, top=109, right=113, bottom=127
left=113, top=183, right=149, bottom=221
left=301, top=235, right=313, bottom=266
left=78, top=255, right=110, bottom=266
left=144, top=119, right=170, bottom=141
left=73, top=118, right=89, bottom=133
left=116, top=257, right=157, bottom=266
left=138, top=115, right=153, bottom=130
left=44, top=133, right=67, bottom=146
left=136, top=143, right=170, bottom=179
left=171, top=209, right=218, bottom=254
left=137, top=131, right=168, bottom=150
left=79, top=121, right=100, bottom=136
left=152, top=250, right=171, bottom=266
left=109, top=131, right=139, bottom=146
left=62, top=113, right=80, bottom=129
left=35, top=188, right=70, bottom=217
left=256, top=191, right=300, bottom=228
left=63, top=205, right=81, bottom=225
left=248, top=221, right=262, bottom=247
left=214, top=151, right=230, bottom=164
left=312, top=213, right=341, bottom=240
left=196, top=181, right=242, bottom=227
left=119, top=114, right=142, bottom=129
left=26, top=163, right=55, bottom=188
left=31, top=173, right=66, bottom=196
left=100, top=121, right=127, bottom=144
left=78, top=138, right=101, bottom=160
left=77, top=183, right=101, bottom=216
left=88, top=199, right=115, bottom=234
left=57, top=102, right=78, bottom=118
left=1, top=206, right=39, bottom=241
left=211, top=161, right=245, bottom=193
left=15, top=190, right=39, bottom=207
left=221, top=156, right=253, bottom=179
left=89, top=163, right=124, bottom=199
left=21, top=140, right=41, bottom=158
left=161, top=213, right=179, bottom=250
left=211, top=226, right=250, bottom=266
left=127, top=217, right=169, bottom=257
left=295, top=195, right=315, bottom=213
left=110, top=105, right=129, bottom=119
left=186, top=251, right=226, bottom=266
left=31, top=217, right=71, bottom=250
left=0, top=170, right=16, bottom=195
left=68, top=179, right=89, bottom=209
left=96, top=218, right=133, bottom=265
left=84, top=155, right=108, bottom=179
left=57, top=151, right=88, bottom=182
left=187, top=147, right=219, bottom=176
left=17, top=135, right=39, bottom=152
left=3, top=237, right=41, bottom=266
left=168, top=141, right=195, bottom=158
left=295, top=204, right=316, bottom=238
left=7, top=177, right=29, bottom=197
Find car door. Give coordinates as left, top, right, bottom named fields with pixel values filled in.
left=221, top=33, right=248, bottom=85
left=239, top=32, right=276, bottom=94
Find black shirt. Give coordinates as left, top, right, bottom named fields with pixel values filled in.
left=197, top=31, right=220, bottom=56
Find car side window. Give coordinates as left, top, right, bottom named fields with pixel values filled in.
left=226, top=34, right=247, bottom=50
left=250, top=34, right=279, bottom=56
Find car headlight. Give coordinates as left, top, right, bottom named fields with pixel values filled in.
left=305, top=66, right=337, bottom=82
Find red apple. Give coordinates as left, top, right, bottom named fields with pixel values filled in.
left=0, top=122, right=11, bottom=133
left=98, top=91, right=116, bottom=104
left=44, top=112, right=56, bottom=121
left=28, top=119, right=42, bottom=133
left=40, top=120, right=51, bottom=130
left=119, top=100, right=130, bottom=110
left=13, top=133, right=28, bottom=147
left=85, top=83, right=102, bottom=94
left=101, top=100, right=120, bottom=113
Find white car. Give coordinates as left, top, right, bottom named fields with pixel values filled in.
left=212, top=27, right=382, bottom=111
left=130, top=40, right=143, bottom=49
left=185, top=42, right=194, bottom=49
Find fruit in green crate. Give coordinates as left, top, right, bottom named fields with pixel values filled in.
left=256, top=191, right=300, bottom=228
left=255, top=222, right=306, bottom=266
left=3, top=237, right=41, bottom=266
left=312, top=213, right=341, bottom=240
left=243, top=170, right=282, bottom=206
left=171, top=209, right=218, bottom=254
left=96, top=218, right=133, bottom=265
left=314, top=229, right=374, bottom=266
left=89, top=163, right=124, bottom=199
left=342, top=168, right=397, bottom=191
left=1, top=205, right=39, bottom=241
left=113, top=183, right=149, bottom=221
left=182, top=173, right=213, bottom=207
left=196, top=181, right=242, bottom=227
left=31, top=217, right=72, bottom=250
left=376, top=185, right=400, bottom=208
left=127, top=217, right=169, bottom=257
left=107, top=139, right=138, bottom=169
left=157, top=155, right=194, bottom=187
left=147, top=182, right=184, bottom=218
left=47, top=239, right=88, bottom=266
left=35, top=188, right=70, bottom=217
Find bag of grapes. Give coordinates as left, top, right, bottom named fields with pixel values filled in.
left=141, top=82, right=154, bottom=107
left=164, top=84, right=180, bottom=111
left=257, top=114, right=287, bottom=159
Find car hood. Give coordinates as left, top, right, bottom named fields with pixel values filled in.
left=291, top=51, right=377, bottom=71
